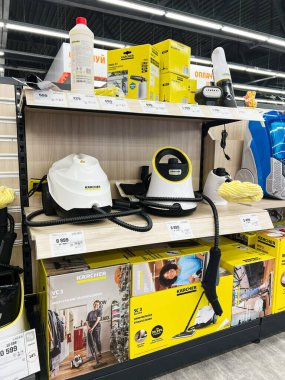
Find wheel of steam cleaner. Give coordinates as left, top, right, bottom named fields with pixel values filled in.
left=26, top=154, right=152, bottom=232
left=118, top=146, right=223, bottom=316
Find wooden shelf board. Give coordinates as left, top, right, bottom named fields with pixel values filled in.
left=23, top=89, right=263, bottom=122
left=25, top=202, right=273, bottom=260
left=244, top=198, right=285, bottom=210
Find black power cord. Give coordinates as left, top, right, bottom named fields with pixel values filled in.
left=221, top=125, right=231, bottom=161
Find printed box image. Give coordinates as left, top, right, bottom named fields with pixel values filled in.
left=129, top=267, right=233, bottom=359
left=38, top=251, right=130, bottom=379
left=125, top=241, right=210, bottom=297
left=256, top=229, right=285, bottom=314
left=107, top=44, right=159, bottom=100
left=221, top=243, right=275, bottom=326
left=160, top=73, right=188, bottom=103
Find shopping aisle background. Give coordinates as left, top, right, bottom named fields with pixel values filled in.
left=155, top=332, right=285, bottom=380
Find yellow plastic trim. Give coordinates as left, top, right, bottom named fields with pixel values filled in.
left=152, top=146, right=192, bottom=183
left=0, top=275, right=24, bottom=331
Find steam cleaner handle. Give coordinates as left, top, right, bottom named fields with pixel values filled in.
left=202, top=246, right=223, bottom=316
left=0, top=231, right=17, bottom=265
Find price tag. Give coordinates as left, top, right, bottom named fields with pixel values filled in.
left=49, top=231, right=86, bottom=256
left=210, top=106, right=232, bottom=118
left=166, top=220, right=193, bottom=240
left=178, top=104, right=203, bottom=117
left=99, top=96, right=129, bottom=112
left=140, top=100, right=167, bottom=114
left=0, top=329, right=40, bottom=380
left=33, top=90, right=66, bottom=107
left=240, top=214, right=261, bottom=232
left=68, top=94, right=99, bottom=109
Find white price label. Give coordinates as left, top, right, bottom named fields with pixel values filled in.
left=240, top=214, right=261, bottom=232
left=50, top=231, right=86, bottom=256
left=166, top=220, right=193, bottom=240
left=140, top=100, right=167, bottom=114
left=178, top=104, right=203, bottom=117
left=68, top=94, right=98, bottom=109
left=99, top=96, right=129, bottom=112
left=33, top=90, right=66, bottom=107
left=210, top=106, right=231, bottom=118
left=0, top=329, right=40, bottom=380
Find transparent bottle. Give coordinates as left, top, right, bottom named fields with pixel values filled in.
left=69, top=17, right=94, bottom=95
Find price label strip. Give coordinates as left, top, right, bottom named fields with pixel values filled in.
left=140, top=100, right=167, bottom=114
left=240, top=214, right=261, bottom=232
left=210, top=106, right=232, bottom=118
left=178, top=104, right=203, bottom=117
left=99, top=96, right=129, bottom=112
left=49, top=231, right=86, bottom=256
left=68, top=94, right=99, bottom=109
left=0, top=329, right=40, bottom=380
left=166, top=220, right=193, bottom=240
left=33, top=90, right=66, bottom=107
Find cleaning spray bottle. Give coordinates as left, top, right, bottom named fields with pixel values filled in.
left=69, top=17, right=94, bottom=95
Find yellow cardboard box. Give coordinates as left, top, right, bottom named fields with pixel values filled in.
left=107, top=44, right=159, bottom=100
left=160, top=72, right=188, bottom=103
left=154, top=39, right=190, bottom=77
left=129, top=267, right=232, bottom=359
left=188, top=78, right=197, bottom=104
left=38, top=250, right=130, bottom=379
left=227, top=232, right=257, bottom=247
left=194, top=236, right=235, bottom=247
left=221, top=243, right=275, bottom=326
left=256, top=229, right=285, bottom=314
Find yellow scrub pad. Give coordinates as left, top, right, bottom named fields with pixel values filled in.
left=218, top=180, right=263, bottom=203
left=0, top=186, right=15, bottom=208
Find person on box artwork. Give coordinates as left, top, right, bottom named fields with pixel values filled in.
left=86, top=300, right=102, bottom=359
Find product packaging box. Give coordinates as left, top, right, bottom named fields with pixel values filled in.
left=256, top=229, right=285, bottom=314
left=125, top=241, right=233, bottom=358
left=160, top=73, right=188, bottom=103
left=227, top=232, right=257, bottom=247
left=188, top=78, right=197, bottom=104
left=221, top=243, right=275, bottom=326
left=194, top=236, right=235, bottom=247
left=107, top=44, right=159, bottom=100
left=154, top=39, right=190, bottom=77
left=38, top=250, right=130, bottom=379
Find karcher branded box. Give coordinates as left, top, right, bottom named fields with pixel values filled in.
left=256, top=229, right=285, bottom=314
left=221, top=243, right=275, bottom=326
left=154, top=39, right=190, bottom=77
left=188, top=78, right=197, bottom=104
left=227, top=232, right=257, bottom=247
left=38, top=250, right=130, bottom=379
left=194, top=236, right=235, bottom=247
left=107, top=44, right=159, bottom=100
left=129, top=267, right=233, bottom=359
left=160, top=73, right=188, bottom=103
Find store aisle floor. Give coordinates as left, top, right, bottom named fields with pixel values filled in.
left=155, top=332, right=285, bottom=380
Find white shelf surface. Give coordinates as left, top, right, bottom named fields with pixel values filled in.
left=245, top=198, right=285, bottom=210
left=26, top=203, right=273, bottom=260
left=24, top=89, right=263, bottom=122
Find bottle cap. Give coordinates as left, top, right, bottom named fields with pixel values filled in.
left=76, top=17, right=87, bottom=25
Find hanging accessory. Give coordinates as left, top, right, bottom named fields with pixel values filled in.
left=220, top=125, right=231, bottom=161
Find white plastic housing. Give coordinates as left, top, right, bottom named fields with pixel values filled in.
left=203, top=170, right=231, bottom=206
left=48, top=154, right=112, bottom=210
left=211, top=47, right=232, bottom=84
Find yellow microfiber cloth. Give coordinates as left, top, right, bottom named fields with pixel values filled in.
left=0, top=186, right=15, bottom=209
left=218, top=180, right=263, bottom=203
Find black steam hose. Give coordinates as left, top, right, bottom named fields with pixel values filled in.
left=26, top=203, right=153, bottom=232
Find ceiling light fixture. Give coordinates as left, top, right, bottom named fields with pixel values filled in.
left=0, top=22, right=4, bottom=28
left=97, top=0, right=165, bottom=16
left=6, top=23, right=69, bottom=39
left=93, top=38, right=125, bottom=48
left=221, top=26, right=268, bottom=41
left=235, top=96, right=285, bottom=106
left=165, top=12, right=222, bottom=30
left=228, top=64, right=246, bottom=71
left=0, top=67, right=4, bottom=72
left=234, top=83, right=285, bottom=95
left=0, top=52, right=4, bottom=56
left=191, top=57, right=212, bottom=65
left=267, top=37, right=285, bottom=47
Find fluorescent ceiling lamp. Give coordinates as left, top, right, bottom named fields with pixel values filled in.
left=97, top=0, right=165, bottom=16
left=268, top=38, right=285, bottom=47
left=0, top=67, right=4, bottom=72
left=235, top=96, right=285, bottom=106
left=0, top=22, right=4, bottom=28
left=6, top=23, right=68, bottom=39
left=0, top=52, right=4, bottom=56
left=234, top=83, right=285, bottom=95
left=94, top=39, right=125, bottom=48
left=228, top=64, right=246, bottom=71
left=245, top=67, right=275, bottom=76
left=222, top=26, right=268, bottom=42
left=191, top=57, right=212, bottom=65
left=166, top=12, right=222, bottom=30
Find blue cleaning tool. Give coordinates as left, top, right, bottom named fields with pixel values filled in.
left=236, top=110, right=285, bottom=199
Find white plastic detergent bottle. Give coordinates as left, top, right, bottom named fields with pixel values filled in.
left=69, top=17, right=94, bottom=95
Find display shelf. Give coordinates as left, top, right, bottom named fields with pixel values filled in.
left=23, top=89, right=263, bottom=123
left=26, top=202, right=273, bottom=260
left=246, top=198, right=285, bottom=210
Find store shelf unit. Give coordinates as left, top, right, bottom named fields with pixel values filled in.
left=15, top=86, right=283, bottom=380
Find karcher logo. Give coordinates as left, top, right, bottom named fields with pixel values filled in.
left=257, top=236, right=276, bottom=248
left=76, top=271, right=107, bottom=283
left=121, top=51, right=134, bottom=60
left=169, top=169, right=182, bottom=176
left=242, top=257, right=260, bottom=263
left=85, top=185, right=101, bottom=191
left=177, top=285, right=197, bottom=296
